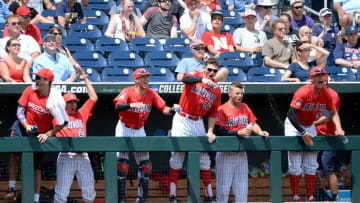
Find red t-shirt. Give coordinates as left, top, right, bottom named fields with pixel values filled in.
left=202, top=31, right=235, bottom=53
left=54, top=99, right=96, bottom=137
left=0, top=58, right=27, bottom=82
left=216, top=102, right=257, bottom=131
left=290, top=84, right=336, bottom=126
left=113, top=86, right=166, bottom=129
left=3, top=24, right=42, bottom=45
left=18, top=86, right=53, bottom=133
left=316, top=88, right=340, bottom=136
left=179, top=70, right=221, bottom=118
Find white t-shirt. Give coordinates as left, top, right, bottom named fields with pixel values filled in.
left=0, top=34, right=40, bottom=62
left=233, top=27, right=267, bottom=48
left=180, top=10, right=212, bottom=39
left=107, top=14, right=140, bottom=41
left=28, top=0, right=43, bottom=13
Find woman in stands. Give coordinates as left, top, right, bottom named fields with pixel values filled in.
left=104, top=0, right=145, bottom=42
left=0, top=39, right=31, bottom=82
left=281, top=41, right=329, bottom=82
left=8, top=0, right=54, bottom=24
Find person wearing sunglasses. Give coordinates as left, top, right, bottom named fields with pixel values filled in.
left=254, top=0, right=278, bottom=39
left=290, top=0, right=314, bottom=32
left=56, top=0, right=86, bottom=29
left=8, top=0, right=55, bottom=24
left=32, top=34, right=77, bottom=82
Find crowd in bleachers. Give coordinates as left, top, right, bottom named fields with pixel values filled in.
left=0, top=0, right=359, bottom=83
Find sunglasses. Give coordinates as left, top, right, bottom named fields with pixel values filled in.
left=207, top=68, right=218, bottom=73
left=22, top=15, right=32, bottom=18
left=293, top=6, right=303, bottom=9
left=45, top=38, right=56, bottom=43
left=304, top=32, right=312, bottom=35
left=11, top=22, right=20, bottom=26
left=51, top=32, right=62, bottom=36
left=10, top=43, right=21, bottom=47
left=192, top=46, right=205, bottom=50
left=159, top=0, right=171, bottom=3
left=278, top=27, right=286, bottom=31
left=35, top=75, right=46, bottom=80
left=261, top=6, right=272, bottom=9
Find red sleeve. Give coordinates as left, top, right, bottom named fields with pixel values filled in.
left=3, top=27, right=8, bottom=37
left=215, top=106, right=226, bottom=126
left=78, top=99, right=96, bottom=123
left=208, top=89, right=221, bottom=118
left=18, top=86, right=32, bottom=107
left=172, top=15, right=178, bottom=27
left=226, top=33, right=235, bottom=47
left=245, top=104, right=257, bottom=123
left=202, top=32, right=214, bottom=47
left=184, top=70, right=203, bottom=77
left=290, top=88, right=306, bottom=110
left=325, top=90, right=336, bottom=112
left=113, top=88, right=130, bottom=108
left=30, top=25, right=42, bottom=45
left=143, top=7, right=159, bottom=21
left=151, top=89, right=167, bottom=112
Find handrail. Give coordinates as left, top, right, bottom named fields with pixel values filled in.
left=1, top=136, right=359, bottom=203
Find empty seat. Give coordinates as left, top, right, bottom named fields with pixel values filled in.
left=247, top=67, right=282, bottom=82
left=324, top=66, right=356, bottom=81
left=86, top=0, right=116, bottom=13
left=221, top=24, right=235, bottom=34
left=222, top=10, right=244, bottom=28
left=102, top=67, right=133, bottom=82
left=226, top=67, right=247, bottom=82
left=68, top=24, right=102, bottom=41
left=147, top=67, right=175, bottom=82
left=107, top=51, right=144, bottom=68
left=219, top=52, right=255, bottom=72
left=128, top=37, right=163, bottom=55
left=95, top=37, right=128, bottom=55
left=83, top=9, right=109, bottom=28
left=133, top=0, right=146, bottom=12
left=163, top=38, right=191, bottom=58
left=62, top=37, right=94, bottom=52
left=72, top=51, right=107, bottom=69
left=84, top=67, right=102, bottom=82
left=144, top=51, right=179, bottom=69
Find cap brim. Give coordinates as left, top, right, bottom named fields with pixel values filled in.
left=244, top=14, right=256, bottom=18
left=320, top=12, right=332, bottom=16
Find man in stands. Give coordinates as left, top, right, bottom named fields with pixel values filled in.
left=289, top=0, right=314, bottom=32
left=254, top=0, right=278, bottom=39
left=56, top=0, right=86, bottom=29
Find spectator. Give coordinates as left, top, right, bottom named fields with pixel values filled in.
left=233, top=9, right=267, bottom=55
left=298, top=25, right=326, bottom=64
left=334, top=26, right=360, bottom=72
left=282, top=41, right=329, bottom=82
left=105, top=0, right=145, bottom=42
left=144, top=0, right=184, bottom=21
left=175, top=39, right=228, bottom=81
left=0, top=0, right=10, bottom=23
left=3, top=6, right=42, bottom=45
left=56, top=0, right=86, bottom=29
left=202, top=10, right=235, bottom=58
left=312, top=8, right=342, bottom=52
left=226, top=0, right=255, bottom=12
left=333, top=0, right=360, bottom=31
left=262, top=18, right=295, bottom=69
left=0, top=15, right=40, bottom=63
left=32, top=34, right=77, bottom=82
left=180, top=0, right=211, bottom=40
left=108, top=0, right=142, bottom=20
left=280, top=12, right=299, bottom=46
left=9, top=0, right=54, bottom=24
left=195, top=0, right=221, bottom=12
left=28, top=0, right=56, bottom=14
left=254, top=0, right=278, bottom=39
left=0, top=39, right=31, bottom=82
left=140, top=0, right=178, bottom=42
left=290, top=0, right=314, bottom=32
left=3, top=0, right=11, bottom=7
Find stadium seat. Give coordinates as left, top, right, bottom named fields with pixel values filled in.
left=253, top=52, right=263, bottom=67
left=68, top=24, right=102, bottom=41
left=62, top=37, right=94, bottom=52
left=128, top=38, right=163, bottom=56
left=107, top=51, right=144, bottom=68
left=221, top=10, right=244, bottom=28
left=226, top=67, right=247, bottom=82
left=134, top=0, right=146, bottom=12
left=147, top=67, right=176, bottom=82
left=0, top=23, right=6, bottom=32
left=41, top=9, right=56, bottom=18
left=182, top=50, right=193, bottom=58
left=221, top=24, right=235, bottom=34
left=102, top=67, right=133, bottom=82
left=95, top=37, right=128, bottom=55
left=326, top=52, right=335, bottom=66
left=218, top=52, right=255, bottom=72
left=247, top=67, right=282, bottom=82
left=86, top=0, right=116, bottom=13
left=37, top=23, right=67, bottom=38
left=72, top=51, right=107, bottom=69
left=84, top=67, right=102, bottom=82
left=324, top=66, right=356, bottom=81
left=83, top=9, right=109, bottom=28
left=163, top=38, right=192, bottom=58
left=144, top=51, right=179, bottom=70
left=356, top=70, right=360, bottom=81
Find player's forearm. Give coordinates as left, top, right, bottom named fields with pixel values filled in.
left=84, top=78, right=98, bottom=102
left=16, top=105, right=27, bottom=126
left=182, top=76, right=202, bottom=84
left=162, top=106, right=175, bottom=115
left=214, top=125, right=237, bottom=135
left=287, top=107, right=305, bottom=134
left=264, top=57, right=288, bottom=69
left=116, top=104, right=131, bottom=111
left=314, top=116, right=330, bottom=126
left=252, top=123, right=262, bottom=135
left=45, top=124, right=66, bottom=137
left=330, top=110, right=343, bottom=131
left=207, top=117, right=216, bottom=134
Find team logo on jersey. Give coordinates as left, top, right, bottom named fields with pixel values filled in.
left=65, top=120, right=84, bottom=129
left=78, top=129, right=84, bottom=137
left=28, top=102, right=50, bottom=115
left=129, top=104, right=152, bottom=113
left=302, top=103, right=315, bottom=111
left=225, top=116, right=248, bottom=127
left=191, top=85, right=216, bottom=103
left=295, top=99, right=303, bottom=107
left=316, top=104, right=326, bottom=111
left=119, top=93, right=126, bottom=100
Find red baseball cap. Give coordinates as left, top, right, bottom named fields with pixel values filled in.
left=16, top=6, right=31, bottom=16
left=190, top=39, right=204, bottom=48
left=34, top=68, right=54, bottom=82
left=133, top=68, right=151, bottom=80
left=309, top=66, right=327, bottom=78
left=63, top=93, right=80, bottom=102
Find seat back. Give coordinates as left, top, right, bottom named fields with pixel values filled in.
left=247, top=67, right=282, bottom=82
left=72, top=51, right=107, bottom=68
left=226, top=67, right=247, bottom=82
left=128, top=37, right=163, bottom=53
left=95, top=37, right=128, bottom=55
left=62, top=37, right=94, bottom=52
left=144, top=51, right=179, bottom=69
left=107, top=51, right=144, bottom=68
left=68, top=24, right=102, bottom=41
left=221, top=24, right=235, bottom=34
left=102, top=67, right=133, bottom=82
left=86, top=0, right=115, bottom=13
left=163, top=38, right=191, bottom=57
left=324, top=66, right=356, bottom=81
left=219, top=52, right=255, bottom=72
left=84, top=67, right=102, bottom=82
left=83, top=9, right=109, bottom=28
left=147, top=67, right=175, bottom=82
left=221, top=10, right=244, bottom=28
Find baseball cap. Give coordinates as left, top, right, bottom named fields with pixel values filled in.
left=345, top=26, right=358, bottom=35
left=319, top=8, right=332, bottom=17
left=290, top=0, right=303, bottom=6
left=244, top=9, right=256, bottom=18
left=211, top=11, right=223, bottom=20
left=43, top=34, right=56, bottom=42
left=257, top=0, right=276, bottom=6
left=16, top=6, right=31, bottom=16
left=185, top=0, right=198, bottom=4
left=309, top=66, right=327, bottom=78
left=34, top=68, right=54, bottom=82
left=133, top=68, right=151, bottom=80
left=190, top=39, right=204, bottom=48
left=63, top=93, right=80, bottom=102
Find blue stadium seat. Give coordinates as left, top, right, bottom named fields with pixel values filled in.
left=356, top=70, right=360, bottom=81
left=226, top=67, right=247, bottom=82
left=95, top=37, right=128, bottom=55
left=41, top=9, right=56, bottom=18
left=0, top=23, right=6, bottom=32
left=83, top=9, right=109, bottom=28
left=253, top=52, right=263, bottom=67
left=247, top=67, right=282, bottom=82
left=86, top=0, right=116, bottom=13
left=128, top=37, right=163, bottom=55
left=72, top=51, right=107, bottom=69
left=144, top=51, right=179, bottom=69
left=37, top=23, right=67, bottom=38
left=326, top=52, right=335, bottom=66
left=102, top=67, right=133, bottom=82
left=324, top=66, right=356, bottom=81
left=84, top=67, right=102, bottom=82
left=62, top=37, right=94, bottom=52
left=147, top=67, right=175, bottom=82
left=107, top=51, right=144, bottom=68
left=134, top=0, right=146, bottom=12
left=68, top=24, right=102, bottom=41
left=182, top=50, right=193, bottom=58
left=163, top=38, right=192, bottom=58
left=221, top=24, right=235, bottom=34
left=221, top=10, right=244, bottom=28
left=219, top=52, right=255, bottom=72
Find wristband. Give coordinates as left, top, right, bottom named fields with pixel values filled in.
left=192, top=20, right=198, bottom=23
left=300, top=130, right=306, bottom=136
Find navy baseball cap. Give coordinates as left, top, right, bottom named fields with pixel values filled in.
left=211, top=11, right=223, bottom=20
left=345, top=26, right=358, bottom=35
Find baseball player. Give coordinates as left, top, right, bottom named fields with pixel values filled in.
left=214, top=81, right=269, bottom=203
left=5, top=68, right=68, bottom=203
left=285, top=66, right=345, bottom=201
left=113, top=68, right=174, bottom=203
left=168, top=57, right=221, bottom=203
left=53, top=67, right=98, bottom=203
left=314, top=74, right=342, bottom=201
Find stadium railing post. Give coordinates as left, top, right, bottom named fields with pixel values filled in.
left=187, top=152, right=200, bottom=203
left=270, top=150, right=282, bottom=203
left=104, top=152, right=118, bottom=203
left=21, top=152, right=34, bottom=203
left=351, top=151, right=360, bottom=202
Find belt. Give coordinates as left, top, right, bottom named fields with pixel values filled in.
left=125, top=124, right=141, bottom=130
left=178, top=111, right=201, bottom=121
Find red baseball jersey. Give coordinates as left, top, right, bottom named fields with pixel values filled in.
left=54, top=99, right=96, bottom=137
left=18, top=86, right=53, bottom=133
left=201, top=32, right=235, bottom=53
left=113, top=86, right=167, bottom=129
left=290, top=84, right=336, bottom=126
left=316, top=88, right=340, bottom=136
left=216, top=102, right=257, bottom=131
left=179, top=70, right=221, bottom=118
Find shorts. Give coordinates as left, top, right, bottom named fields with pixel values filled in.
left=320, top=151, right=341, bottom=175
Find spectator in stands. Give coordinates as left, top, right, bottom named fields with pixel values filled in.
left=32, top=34, right=77, bottom=82
left=141, top=0, right=178, bottom=42
left=289, top=0, right=314, bottom=32
left=233, top=9, right=267, bottom=55
left=180, top=0, right=211, bottom=40
left=280, top=12, right=299, bottom=46
left=333, top=0, right=360, bottom=31
left=144, top=0, right=184, bottom=21
left=0, top=15, right=40, bottom=63
left=334, top=26, right=360, bottom=72
left=298, top=25, right=327, bottom=65
left=312, top=8, right=342, bottom=52
left=262, top=18, right=295, bottom=69
left=282, top=41, right=329, bottom=82
left=226, top=0, right=255, bottom=12
left=3, top=0, right=11, bottom=7
left=202, top=11, right=235, bottom=58
left=0, top=0, right=10, bottom=23
left=254, top=0, right=278, bottom=39
left=56, top=0, right=86, bottom=29
left=108, top=0, right=142, bottom=20
left=9, top=0, right=54, bottom=24
left=0, top=39, right=31, bottom=82
left=196, top=0, right=221, bottom=12
left=175, top=39, right=228, bottom=81
left=28, top=0, right=56, bottom=14
left=105, top=0, right=145, bottom=42
left=3, top=6, right=42, bottom=45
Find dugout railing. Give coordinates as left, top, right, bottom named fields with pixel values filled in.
left=0, top=136, right=360, bottom=203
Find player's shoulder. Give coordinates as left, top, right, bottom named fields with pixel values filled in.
left=146, top=87, right=159, bottom=95
left=295, top=83, right=311, bottom=94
